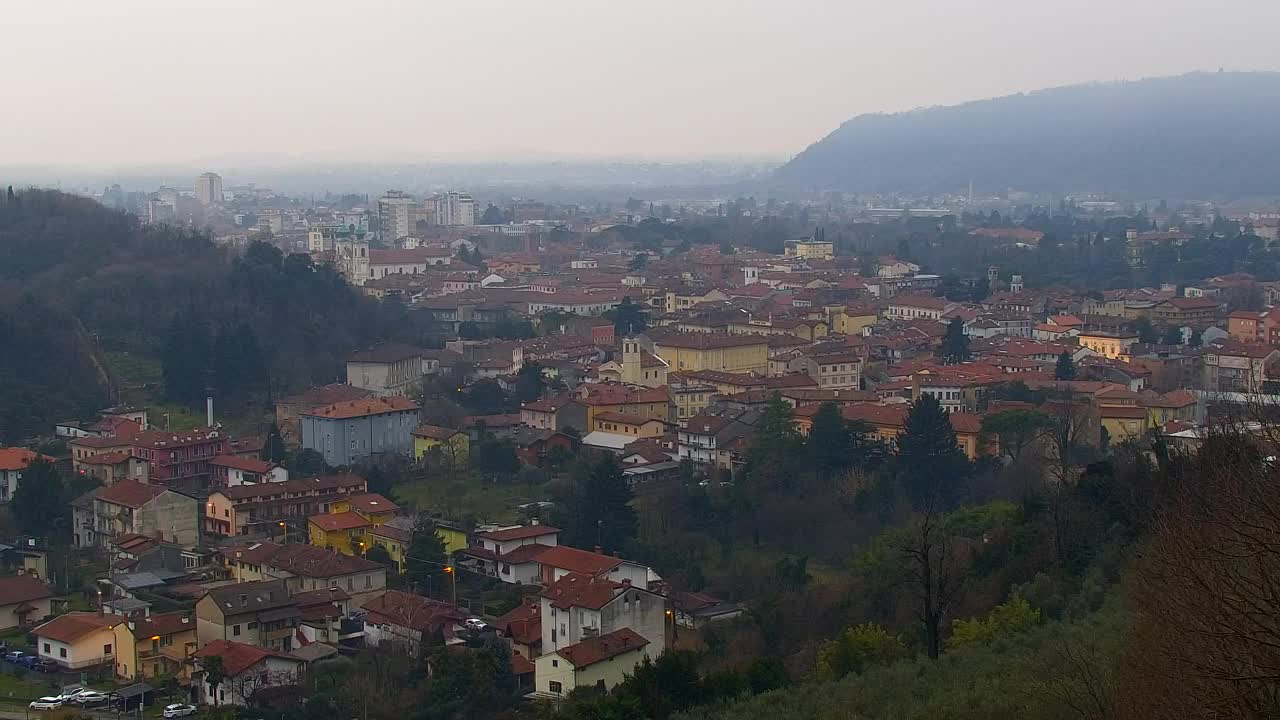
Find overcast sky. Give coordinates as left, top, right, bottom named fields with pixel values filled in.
left=3, top=0, right=1279, bottom=168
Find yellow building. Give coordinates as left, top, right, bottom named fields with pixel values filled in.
left=534, top=628, right=652, bottom=698
left=368, top=519, right=468, bottom=573
left=653, top=333, right=769, bottom=374
left=114, top=611, right=198, bottom=682
left=576, top=384, right=674, bottom=428
left=1100, top=405, right=1151, bottom=441
left=1077, top=331, right=1138, bottom=360
left=832, top=306, right=878, bottom=336
left=309, top=493, right=399, bottom=556
left=412, top=425, right=469, bottom=463
left=784, top=239, right=835, bottom=260
left=591, top=411, right=666, bottom=438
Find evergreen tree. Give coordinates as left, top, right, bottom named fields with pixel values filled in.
left=746, top=396, right=802, bottom=491
left=808, top=402, right=854, bottom=479
left=1161, top=325, right=1184, bottom=345
left=940, top=317, right=971, bottom=364
left=263, top=422, right=286, bottom=463
left=405, top=518, right=448, bottom=589
left=11, top=458, right=66, bottom=538
left=612, top=296, right=648, bottom=336
left=896, top=395, right=971, bottom=510
left=1134, top=316, right=1159, bottom=344
left=1054, top=350, right=1076, bottom=380
left=161, top=309, right=211, bottom=406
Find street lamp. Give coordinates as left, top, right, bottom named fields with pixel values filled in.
left=443, top=565, right=456, bottom=607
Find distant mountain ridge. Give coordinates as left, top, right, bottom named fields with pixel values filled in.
left=775, top=71, right=1280, bottom=198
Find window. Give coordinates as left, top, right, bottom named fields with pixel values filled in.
left=551, top=659, right=559, bottom=668
left=347, top=577, right=354, bottom=590
left=549, top=681, right=563, bottom=694
left=364, top=574, right=372, bottom=589
left=233, top=625, right=241, bottom=636
left=60, top=648, right=66, bottom=658
left=103, top=643, right=112, bottom=655
left=247, top=622, right=258, bottom=630
left=43, top=643, right=50, bottom=653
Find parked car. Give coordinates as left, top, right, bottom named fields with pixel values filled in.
left=162, top=703, right=198, bottom=718
left=55, top=687, right=84, bottom=703
left=29, top=697, right=63, bottom=711
left=33, top=659, right=59, bottom=673
left=18, top=654, right=39, bottom=668
left=464, top=617, right=488, bottom=631
left=4, top=650, right=24, bottom=662
left=71, top=691, right=109, bottom=706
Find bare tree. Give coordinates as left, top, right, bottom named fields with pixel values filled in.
left=896, top=491, right=971, bottom=659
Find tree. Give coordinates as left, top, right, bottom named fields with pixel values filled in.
left=940, top=317, right=970, bottom=364
left=896, top=395, right=970, bottom=510
left=1160, top=324, right=1184, bottom=345
left=263, top=422, right=286, bottom=463
left=285, top=448, right=328, bottom=477
left=563, top=456, right=637, bottom=553
left=405, top=518, right=448, bottom=589
left=1189, top=328, right=1204, bottom=347
left=480, top=204, right=504, bottom=224
left=814, top=623, right=907, bottom=680
left=365, top=545, right=392, bottom=566
left=1054, top=350, right=1076, bottom=380
left=629, top=253, right=648, bottom=271
left=512, top=362, right=546, bottom=404
left=980, top=409, right=1052, bottom=462
left=203, top=655, right=227, bottom=706
left=898, top=498, right=971, bottom=660
left=612, top=296, right=648, bottom=336
left=947, top=594, right=1041, bottom=649
left=745, top=396, right=803, bottom=492
left=807, top=402, right=854, bottom=479
left=11, top=458, right=66, bottom=538
left=1133, top=316, right=1159, bottom=345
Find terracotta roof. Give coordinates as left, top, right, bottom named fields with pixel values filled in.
left=193, top=640, right=297, bottom=676
left=889, top=295, right=950, bottom=311
left=841, top=403, right=909, bottom=428
left=527, top=545, right=622, bottom=576
left=132, top=611, right=195, bottom=638
left=34, top=612, right=120, bottom=643
left=347, top=343, right=425, bottom=364
left=0, top=574, right=52, bottom=607
left=412, top=424, right=464, bottom=441
left=95, top=480, right=166, bottom=509
left=539, top=572, right=625, bottom=611
left=361, top=590, right=465, bottom=633
left=309, top=512, right=370, bottom=532
left=76, top=450, right=134, bottom=465
left=204, top=580, right=294, bottom=614
left=267, top=544, right=383, bottom=577
left=210, top=455, right=276, bottom=474
left=306, top=397, right=419, bottom=419
left=0, top=448, right=53, bottom=471
left=495, top=599, right=541, bottom=645
left=1101, top=406, right=1149, bottom=419
left=594, top=411, right=662, bottom=426
left=130, top=428, right=223, bottom=450
left=652, top=332, right=769, bottom=350
left=280, top=383, right=376, bottom=407
left=344, top=493, right=400, bottom=515
left=1161, top=297, right=1220, bottom=310
left=555, top=628, right=649, bottom=668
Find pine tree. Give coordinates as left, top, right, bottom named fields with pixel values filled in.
left=576, top=456, right=637, bottom=553
left=405, top=518, right=448, bottom=588
left=1054, top=350, right=1076, bottom=380
left=940, top=317, right=971, bottom=364
left=896, top=395, right=971, bottom=510
left=264, top=422, right=286, bottom=463
left=746, top=396, right=802, bottom=491
left=11, top=458, right=66, bottom=538
left=808, top=402, right=854, bottom=479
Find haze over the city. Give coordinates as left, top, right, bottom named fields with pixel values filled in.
left=5, top=0, right=1280, bottom=169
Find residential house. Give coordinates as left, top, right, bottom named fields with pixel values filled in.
left=0, top=448, right=54, bottom=503
left=1077, top=331, right=1139, bottom=360
left=1139, top=389, right=1200, bottom=427
left=461, top=524, right=561, bottom=583
left=534, top=628, right=651, bottom=698
left=885, top=295, right=955, bottom=321
left=519, top=395, right=588, bottom=432
left=1153, top=297, right=1220, bottom=327
left=788, top=351, right=863, bottom=389
left=221, top=541, right=387, bottom=605
left=841, top=403, right=989, bottom=459
left=412, top=425, right=470, bottom=464
left=362, top=590, right=467, bottom=654
left=677, top=414, right=753, bottom=469
left=210, top=456, right=287, bottom=487
left=113, top=611, right=198, bottom=681
left=496, top=597, right=542, bottom=661
left=346, top=344, right=427, bottom=397
left=669, top=591, right=744, bottom=629
left=74, top=451, right=150, bottom=486
left=0, top=573, right=52, bottom=629
left=34, top=612, right=122, bottom=670
left=574, top=384, right=674, bottom=428
left=274, top=384, right=375, bottom=445
left=128, top=427, right=228, bottom=492
left=590, top=412, right=666, bottom=438
left=539, top=573, right=667, bottom=659
left=1201, top=341, right=1280, bottom=393
left=192, top=640, right=304, bottom=707
left=72, top=480, right=200, bottom=549
left=195, top=579, right=300, bottom=651
left=204, top=473, right=367, bottom=539
left=301, top=397, right=420, bottom=467
left=307, top=493, right=399, bottom=556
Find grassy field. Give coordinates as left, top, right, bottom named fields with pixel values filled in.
left=104, top=351, right=269, bottom=437
left=392, top=471, right=551, bottom=526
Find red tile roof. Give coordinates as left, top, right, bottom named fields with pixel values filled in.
left=132, top=611, right=195, bottom=638
left=95, top=480, right=166, bottom=509
left=306, top=397, right=419, bottom=420
left=539, top=572, right=624, bottom=611
left=0, top=448, right=53, bottom=471
left=555, top=627, right=649, bottom=668
left=0, top=574, right=52, bottom=607
left=309, top=511, right=370, bottom=532
left=210, top=455, right=275, bottom=474
left=527, top=545, right=622, bottom=576
left=193, top=640, right=296, bottom=676
left=361, top=590, right=464, bottom=633
left=475, top=525, right=561, bottom=543
left=344, top=493, right=399, bottom=515
left=34, top=612, right=121, bottom=643
left=411, top=424, right=464, bottom=441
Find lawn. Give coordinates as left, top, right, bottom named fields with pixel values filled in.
left=392, top=471, right=551, bottom=526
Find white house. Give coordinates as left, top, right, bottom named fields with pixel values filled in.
left=539, top=573, right=667, bottom=657
left=34, top=612, right=122, bottom=670
left=534, top=628, right=651, bottom=697
left=193, top=640, right=303, bottom=707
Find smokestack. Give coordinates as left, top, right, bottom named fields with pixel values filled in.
left=207, top=397, right=214, bottom=427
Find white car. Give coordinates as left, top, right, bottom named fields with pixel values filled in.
left=464, top=617, right=488, bottom=631
left=163, top=703, right=198, bottom=718
left=72, top=691, right=109, bottom=706
left=30, top=697, right=63, bottom=710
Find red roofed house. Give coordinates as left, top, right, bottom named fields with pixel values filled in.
left=0, top=448, right=54, bottom=503
left=538, top=572, right=667, bottom=660
left=34, top=611, right=123, bottom=670
left=193, top=639, right=304, bottom=706
left=127, top=427, right=228, bottom=493
left=301, top=396, right=420, bottom=467
left=361, top=590, right=467, bottom=654
left=534, top=627, right=652, bottom=697
left=496, top=596, right=542, bottom=660
left=71, top=479, right=200, bottom=549
left=0, top=573, right=53, bottom=630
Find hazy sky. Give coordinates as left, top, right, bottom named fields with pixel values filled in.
left=4, top=0, right=1279, bottom=168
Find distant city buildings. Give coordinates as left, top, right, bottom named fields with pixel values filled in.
left=195, top=172, right=223, bottom=206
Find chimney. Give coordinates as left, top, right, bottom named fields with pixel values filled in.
left=207, top=397, right=214, bottom=427
left=594, top=545, right=602, bottom=554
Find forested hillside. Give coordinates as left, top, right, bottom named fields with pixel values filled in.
left=0, top=189, right=417, bottom=441
left=776, top=71, right=1280, bottom=196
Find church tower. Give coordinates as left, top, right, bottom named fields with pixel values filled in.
left=620, top=336, right=642, bottom=385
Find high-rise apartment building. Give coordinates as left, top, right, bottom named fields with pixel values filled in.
left=432, top=191, right=476, bottom=227
left=378, top=191, right=418, bottom=241
left=195, top=172, right=223, bottom=205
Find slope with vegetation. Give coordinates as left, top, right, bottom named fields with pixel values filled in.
left=776, top=71, right=1280, bottom=196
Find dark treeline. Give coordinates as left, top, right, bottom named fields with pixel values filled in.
left=0, top=189, right=426, bottom=438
